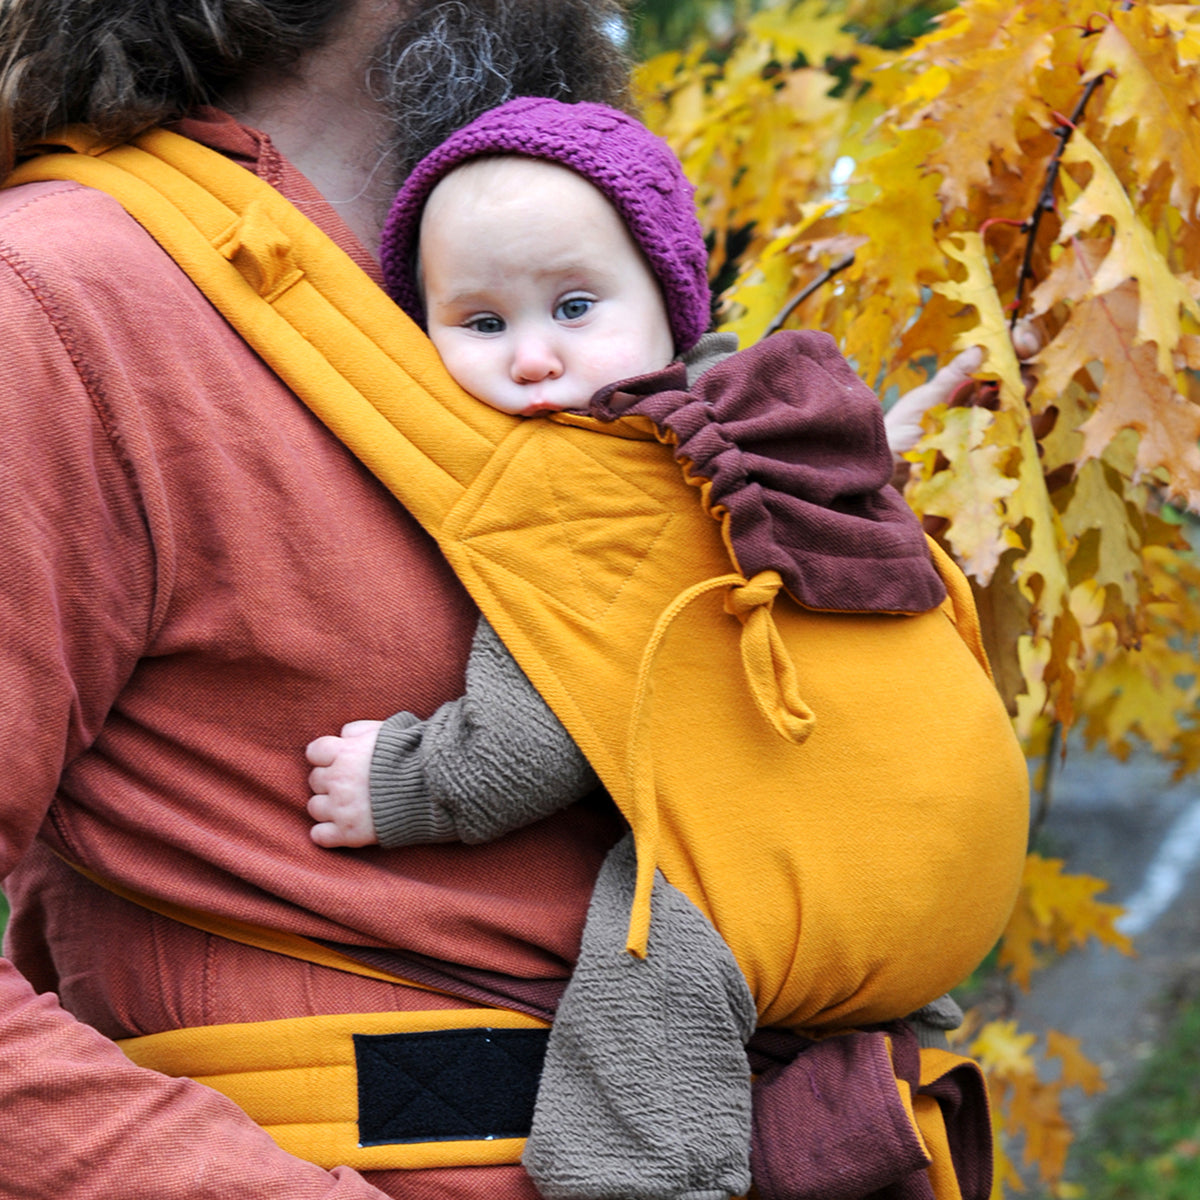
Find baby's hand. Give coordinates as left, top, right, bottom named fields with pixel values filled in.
left=305, top=720, right=384, bottom=847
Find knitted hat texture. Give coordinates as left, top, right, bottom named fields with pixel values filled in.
left=379, top=96, right=711, bottom=352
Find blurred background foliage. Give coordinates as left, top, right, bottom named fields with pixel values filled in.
left=628, top=0, right=953, bottom=56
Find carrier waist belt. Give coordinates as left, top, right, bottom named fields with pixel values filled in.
left=118, top=1009, right=550, bottom=1172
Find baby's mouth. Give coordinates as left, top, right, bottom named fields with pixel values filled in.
left=520, top=397, right=574, bottom=416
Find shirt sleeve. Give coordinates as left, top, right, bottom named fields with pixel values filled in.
left=370, top=616, right=601, bottom=846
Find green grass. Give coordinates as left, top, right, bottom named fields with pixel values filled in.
left=1071, top=997, right=1200, bottom=1199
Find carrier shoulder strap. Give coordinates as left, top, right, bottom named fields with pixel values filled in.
left=9, top=126, right=512, bottom=529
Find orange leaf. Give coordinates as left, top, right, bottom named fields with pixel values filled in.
left=1086, top=4, right=1200, bottom=221
left=1045, top=1030, right=1106, bottom=1096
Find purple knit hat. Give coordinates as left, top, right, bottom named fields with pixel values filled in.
left=379, top=96, right=711, bottom=352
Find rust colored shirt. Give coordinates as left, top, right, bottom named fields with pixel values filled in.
left=0, top=111, right=619, bottom=1199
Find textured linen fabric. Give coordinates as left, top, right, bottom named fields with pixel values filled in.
left=0, top=109, right=621, bottom=1200
left=523, top=835, right=756, bottom=1200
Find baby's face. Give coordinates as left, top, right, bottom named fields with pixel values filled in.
left=418, top=157, right=676, bottom=415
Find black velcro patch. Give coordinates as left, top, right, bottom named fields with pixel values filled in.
left=353, top=1026, right=549, bottom=1146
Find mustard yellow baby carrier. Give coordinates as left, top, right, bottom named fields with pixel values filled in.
left=9, top=129, right=1029, bottom=1193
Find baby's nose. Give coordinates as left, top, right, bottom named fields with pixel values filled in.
left=511, top=338, right=563, bottom=383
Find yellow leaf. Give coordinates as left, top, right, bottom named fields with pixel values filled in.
left=1008, top=1072, right=1073, bottom=1182
left=901, top=62, right=950, bottom=106
left=1031, top=282, right=1200, bottom=510
left=905, top=406, right=1018, bottom=584
left=718, top=207, right=833, bottom=344
left=999, top=854, right=1133, bottom=989
left=748, top=0, right=856, bottom=65
left=935, top=235, right=1070, bottom=630
left=1078, top=340, right=1200, bottom=512
left=1034, top=380, right=1088, bottom=477
left=846, top=125, right=945, bottom=307
left=910, top=0, right=1010, bottom=57
left=1079, top=634, right=1200, bottom=756
left=1085, top=4, right=1200, bottom=221
left=972, top=571, right=1034, bottom=718
left=1061, top=460, right=1141, bottom=609
left=1027, top=234, right=1112, bottom=315
left=1029, top=279, right=1138, bottom=402
left=1155, top=5, right=1200, bottom=68
left=841, top=291, right=908, bottom=389
left=1059, top=130, right=1200, bottom=377
left=971, top=1019, right=1038, bottom=1079
left=1003, top=410, right=1071, bottom=634
left=935, top=233, right=1026, bottom=411
left=999, top=897, right=1048, bottom=991
left=917, top=17, right=1056, bottom=211
left=1014, top=634, right=1051, bottom=742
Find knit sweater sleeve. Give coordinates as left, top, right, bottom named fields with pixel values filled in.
left=370, top=616, right=601, bottom=846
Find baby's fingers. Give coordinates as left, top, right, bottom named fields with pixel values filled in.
left=310, top=820, right=350, bottom=848
left=305, top=734, right=342, bottom=767
left=341, top=719, right=383, bottom=738
left=306, top=791, right=377, bottom=848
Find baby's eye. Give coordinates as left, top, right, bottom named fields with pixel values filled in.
left=466, top=314, right=505, bottom=334
left=555, top=296, right=594, bottom=322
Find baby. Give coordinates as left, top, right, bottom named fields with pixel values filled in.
left=306, top=98, right=965, bottom=1200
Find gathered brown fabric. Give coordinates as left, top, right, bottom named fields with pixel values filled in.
left=590, top=330, right=947, bottom=615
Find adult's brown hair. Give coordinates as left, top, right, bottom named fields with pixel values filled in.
left=0, top=0, right=634, bottom=180
left=0, top=0, right=342, bottom=174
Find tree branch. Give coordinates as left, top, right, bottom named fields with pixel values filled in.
left=763, top=252, right=856, bottom=337
left=1008, top=72, right=1110, bottom=328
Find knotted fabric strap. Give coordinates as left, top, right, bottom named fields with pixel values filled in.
left=749, top=1026, right=993, bottom=1200
left=624, top=569, right=816, bottom=956
left=724, top=572, right=817, bottom=743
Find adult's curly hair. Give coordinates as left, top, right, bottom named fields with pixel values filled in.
left=0, top=0, right=341, bottom=174
left=0, top=0, right=635, bottom=181
left=372, top=0, right=634, bottom=182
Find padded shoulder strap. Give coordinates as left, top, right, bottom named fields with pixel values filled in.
left=7, top=127, right=515, bottom=537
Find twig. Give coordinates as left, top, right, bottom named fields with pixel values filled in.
left=1008, top=72, right=1109, bottom=328
left=763, top=253, right=856, bottom=337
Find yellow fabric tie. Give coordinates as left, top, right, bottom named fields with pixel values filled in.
left=623, top=569, right=815, bottom=957
left=725, top=571, right=818, bottom=744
